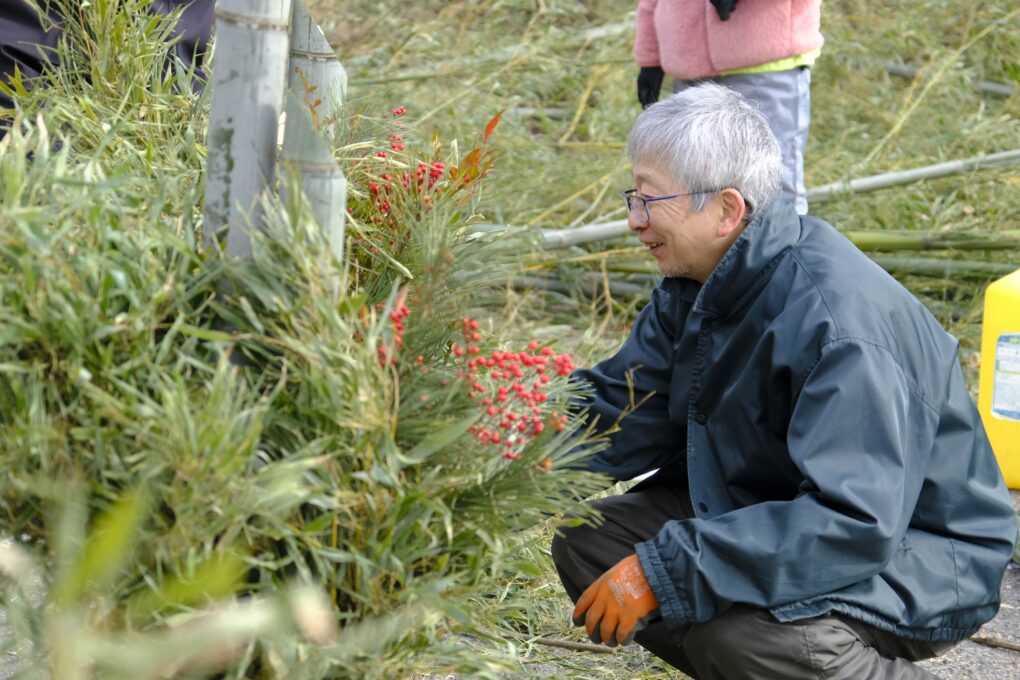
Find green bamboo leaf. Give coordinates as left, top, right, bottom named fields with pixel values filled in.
left=53, top=487, right=148, bottom=607
left=177, top=324, right=240, bottom=341
left=404, top=413, right=481, bottom=462
left=127, top=550, right=246, bottom=616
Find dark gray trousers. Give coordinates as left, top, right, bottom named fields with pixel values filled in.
left=551, top=480, right=956, bottom=679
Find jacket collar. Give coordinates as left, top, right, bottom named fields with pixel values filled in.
left=692, top=199, right=801, bottom=317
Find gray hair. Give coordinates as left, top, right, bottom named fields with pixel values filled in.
left=627, top=83, right=782, bottom=215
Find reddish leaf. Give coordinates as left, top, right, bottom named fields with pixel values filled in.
left=484, top=110, right=504, bottom=143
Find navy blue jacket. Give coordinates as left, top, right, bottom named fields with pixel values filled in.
left=573, top=200, right=1017, bottom=641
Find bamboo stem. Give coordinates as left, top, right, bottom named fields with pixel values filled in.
left=869, top=256, right=1016, bottom=278
left=524, top=211, right=1020, bottom=251
left=808, top=149, right=1020, bottom=203
left=885, top=63, right=1016, bottom=97
left=203, top=0, right=293, bottom=258
left=281, top=0, right=347, bottom=279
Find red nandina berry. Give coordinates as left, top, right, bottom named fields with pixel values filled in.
left=392, top=106, right=407, bottom=116
left=374, top=151, right=388, bottom=158
left=528, top=340, right=539, bottom=350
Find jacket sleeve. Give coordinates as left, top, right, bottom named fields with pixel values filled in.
left=634, top=0, right=662, bottom=67
left=570, top=283, right=685, bottom=481
left=636, top=338, right=940, bottom=626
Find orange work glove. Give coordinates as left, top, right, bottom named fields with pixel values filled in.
left=571, top=554, right=659, bottom=647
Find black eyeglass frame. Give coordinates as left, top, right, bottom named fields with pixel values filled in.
left=621, top=188, right=715, bottom=223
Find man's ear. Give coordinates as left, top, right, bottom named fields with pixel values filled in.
left=716, top=188, right=747, bottom=238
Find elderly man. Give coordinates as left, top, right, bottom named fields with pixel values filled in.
left=553, top=83, right=1017, bottom=679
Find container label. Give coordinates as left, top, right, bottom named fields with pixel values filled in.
left=992, top=333, right=1020, bottom=421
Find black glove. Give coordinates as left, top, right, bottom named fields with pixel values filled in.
left=710, top=0, right=739, bottom=21
left=636, top=66, right=664, bottom=109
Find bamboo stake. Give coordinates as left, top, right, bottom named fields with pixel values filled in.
left=287, top=0, right=346, bottom=141
left=203, top=0, right=293, bottom=257
left=281, top=0, right=347, bottom=279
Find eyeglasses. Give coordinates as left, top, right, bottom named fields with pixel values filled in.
left=621, top=189, right=712, bottom=224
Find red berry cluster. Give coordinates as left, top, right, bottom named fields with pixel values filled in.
left=451, top=318, right=575, bottom=460
left=377, top=303, right=410, bottom=367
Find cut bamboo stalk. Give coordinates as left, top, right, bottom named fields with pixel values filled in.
left=844, top=230, right=1020, bottom=251
left=287, top=0, right=346, bottom=142
left=280, top=94, right=346, bottom=268
left=203, top=0, right=293, bottom=257
left=868, top=256, right=1016, bottom=279
left=280, top=0, right=347, bottom=279
left=527, top=221, right=1020, bottom=252
left=513, top=274, right=647, bottom=298
left=885, top=63, right=1016, bottom=98
left=807, top=149, right=1020, bottom=203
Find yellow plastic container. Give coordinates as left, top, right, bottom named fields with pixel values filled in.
left=978, top=269, right=1020, bottom=490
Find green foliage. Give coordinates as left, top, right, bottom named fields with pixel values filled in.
left=0, top=2, right=613, bottom=678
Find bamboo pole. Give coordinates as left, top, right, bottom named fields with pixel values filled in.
left=515, top=149, right=1020, bottom=250
left=885, top=63, right=1016, bottom=98
left=287, top=0, right=346, bottom=141
left=523, top=221, right=1020, bottom=252
left=280, top=0, right=347, bottom=275
left=203, top=0, right=293, bottom=257
left=807, top=149, right=1020, bottom=203
left=844, top=230, right=1020, bottom=251
left=869, top=256, right=1016, bottom=279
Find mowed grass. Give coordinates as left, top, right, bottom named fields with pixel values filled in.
left=312, top=1, right=1019, bottom=677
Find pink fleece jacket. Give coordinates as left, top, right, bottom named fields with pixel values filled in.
left=634, top=0, right=823, bottom=80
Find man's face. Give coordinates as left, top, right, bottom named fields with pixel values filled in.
left=628, top=161, right=736, bottom=282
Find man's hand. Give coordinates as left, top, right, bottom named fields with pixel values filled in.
left=637, top=66, right=664, bottom=109
left=571, top=554, right=659, bottom=646
left=710, top=0, right=739, bottom=21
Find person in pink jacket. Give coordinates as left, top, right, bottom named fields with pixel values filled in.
left=634, top=0, right=823, bottom=214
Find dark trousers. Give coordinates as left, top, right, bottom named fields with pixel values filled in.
left=551, top=480, right=956, bottom=679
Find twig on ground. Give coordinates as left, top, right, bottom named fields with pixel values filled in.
left=530, top=636, right=616, bottom=654
left=970, top=634, right=1020, bottom=654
